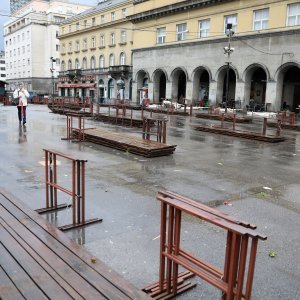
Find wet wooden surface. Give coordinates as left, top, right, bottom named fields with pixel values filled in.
left=73, top=128, right=176, bottom=157
left=195, top=112, right=253, bottom=123
left=192, top=124, right=286, bottom=143
left=0, top=188, right=150, bottom=300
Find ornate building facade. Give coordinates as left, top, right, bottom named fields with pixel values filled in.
left=58, top=0, right=133, bottom=102
left=128, top=0, right=300, bottom=112
left=4, top=0, right=90, bottom=95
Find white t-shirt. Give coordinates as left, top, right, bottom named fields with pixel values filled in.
left=13, top=88, right=29, bottom=106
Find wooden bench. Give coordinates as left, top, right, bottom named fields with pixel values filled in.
left=144, top=191, right=266, bottom=300
left=0, top=188, right=150, bottom=300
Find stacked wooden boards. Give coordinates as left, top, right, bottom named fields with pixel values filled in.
left=267, top=121, right=300, bottom=131
left=145, top=107, right=189, bottom=116
left=93, top=114, right=155, bottom=128
left=0, top=188, right=150, bottom=300
left=195, top=112, right=252, bottom=123
left=192, top=125, right=286, bottom=142
left=73, top=128, right=177, bottom=157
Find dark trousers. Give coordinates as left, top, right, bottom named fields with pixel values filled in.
left=17, top=106, right=27, bottom=124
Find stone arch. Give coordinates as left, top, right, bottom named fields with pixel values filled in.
left=98, top=79, right=105, bottom=103
left=170, top=67, right=188, bottom=101
left=243, top=63, right=270, bottom=82
left=152, top=68, right=168, bottom=103
left=215, top=64, right=239, bottom=106
left=215, top=64, right=239, bottom=81
left=170, top=66, right=189, bottom=82
left=108, top=78, right=115, bottom=99
left=135, top=69, right=150, bottom=104
left=191, top=66, right=212, bottom=105
left=243, top=63, right=269, bottom=109
left=275, top=62, right=300, bottom=111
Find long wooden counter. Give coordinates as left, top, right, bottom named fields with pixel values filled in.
left=0, top=188, right=150, bottom=300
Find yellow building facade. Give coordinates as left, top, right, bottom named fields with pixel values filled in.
left=58, top=0, right=133, bottom=101
left=128, top=0, right=300, bottom=111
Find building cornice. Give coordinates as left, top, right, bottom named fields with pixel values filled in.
left=132, top=28, right=300, bottom=53
left=127, top=0, right=235, bottom=23
left=58, top=19, right=129, bottom=39
left=60, top=0, right=131, bottom=25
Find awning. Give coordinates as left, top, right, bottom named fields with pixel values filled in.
left=57, top=83, right=96, bottom=88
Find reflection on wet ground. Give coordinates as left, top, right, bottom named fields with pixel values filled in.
left=1, top=105, right=300, bottom=300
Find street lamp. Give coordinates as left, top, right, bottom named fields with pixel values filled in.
left=223, top=24, right=235, bottom=113
left=50, top=57, right=56, bottom=101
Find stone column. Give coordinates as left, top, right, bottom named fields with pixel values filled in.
left=165, top=81, right=172, bottom=99
left=185, top=80, right=193, bottom=105
left=265, top=80, right=280, bottom=112
left=148, top=81, right=154, bottom=103
left=208, top=81, right=217, bottom=106
left=131, top=81, right=138, bottom=104
left=235, top=80, right=246, bottom=108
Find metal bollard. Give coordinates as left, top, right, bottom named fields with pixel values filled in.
left=233, top=114, right=236, bottom=130
left=221, top=113, right=224, bottom=128
left=262, top=117, right=267, bottom=135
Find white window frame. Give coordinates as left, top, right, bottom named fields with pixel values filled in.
left=122, top=8, right=126, bottom=18
left=82, top=57, right=87, bottom=69
left=110, top=32, right=115, bottom=45
left=253, top=8, right=269, bottom=30
left=157, top=27, right=166, bottom=44
left=100, top=34, right=105, bottom=47
left=120, top=52, right=126, bottom=65
left=120, top=30, right=126, bottom=43
left=176, top=23, right=187, bottom=41
left=90, top=56, right=95, bottom=69
left=109, top=54, right=115, bottom=66
left=99, top=55, right=105, bottom=68
left=199, top=19, right=210, bottom=38
left=224, top=14, right=237, bottom=33
left=111, top=12, right=115, bottom=21
left=91, top=37, right=96, bottom=48
left=75, top=59, right=79, bottom=69
left=83, top=39, right=87, bottom=50
left=101, top=15, right=105, bottom=24
left=75, top=40, right=80, bottom=51
left=287, top=3, right=300, bottom=26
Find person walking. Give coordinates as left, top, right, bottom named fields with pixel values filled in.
left=13, top=82, right=29, bottom=126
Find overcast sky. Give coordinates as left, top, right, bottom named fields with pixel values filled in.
left=0, top=0, right=98, bottom=51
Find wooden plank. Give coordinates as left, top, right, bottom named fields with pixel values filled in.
left=160, top=191, right=256, bottom=229
left=0, top=266, right=25, bottom=300
left=195, top=113, right=252, bottom=123
left=0, top=189, right=150, bottom=300
left=71, top=128, right=176, bottom=157
left=83, top=128, right=172, bottom=150
left=192, top=125, right=285, bottom=143
left=156, top=194, right=266, bottom=240
left=0, top=202, right=128, bottom=300
left=0, top=240, right=48, bottom=300
left=0, top=208, right=86, bottom=300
